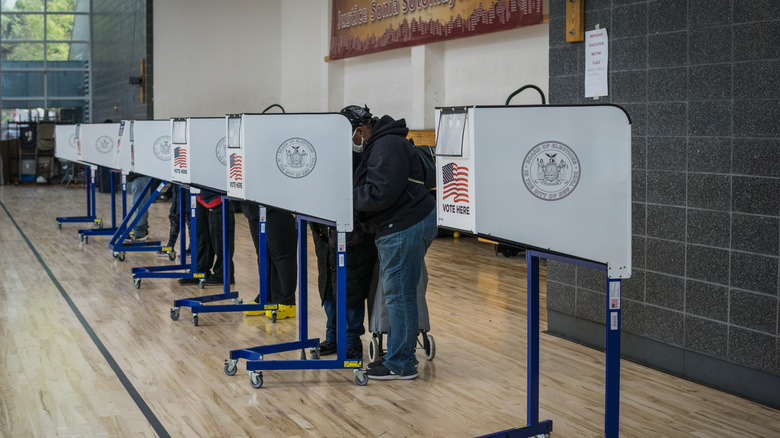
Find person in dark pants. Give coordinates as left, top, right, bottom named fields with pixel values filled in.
left=242, top=202, right=298, bottom=319
left=157, top=185, right=190, bottom=257
left=179, top=188, right=235, bottom=285
left=311, top=220, right=377, bottom=360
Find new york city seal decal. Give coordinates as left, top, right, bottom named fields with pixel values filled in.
left=276, top=138, right=316, bottom=178
left=215, top=137, right=227, bottom=166
left=95, top=135, right=114, bottom=154
left=522, top=141, right=581, bottom=201
left=153, top=135, right=172, bottom=161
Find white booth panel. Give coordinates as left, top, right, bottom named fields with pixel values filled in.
left=54, top=124, right=79, bottom=163
left=79, top=123, right=121, bottom=168
left=437, top=105, right=632, bottom=278
left=184, top=118, right=227, bottom=192
left=238, top=113, right=353, bottom=231
left=133, top=120, right=172, bottom=181
left=111, top=120, right=133, bottom=173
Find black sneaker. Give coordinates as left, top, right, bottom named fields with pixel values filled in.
left=318, top=340, right=337, bottom=356
left=366, top=363, right=417, bottom=380
left=178, top=277, right=200, bottom=285
left=367, top=357, right=385, bottom=369
left=346, top=346, right=363, bottom=360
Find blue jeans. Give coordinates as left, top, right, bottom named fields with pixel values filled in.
left=322, top=286, right=365, bottom=349
left=374, top=209, right=437, bottom=375
left=130, top=176, right=151, bottom=237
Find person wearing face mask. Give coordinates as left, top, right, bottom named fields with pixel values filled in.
left=344, top=105, right=437, bottom=380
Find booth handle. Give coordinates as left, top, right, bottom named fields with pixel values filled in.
left=505, top=84, right=546, bottom=106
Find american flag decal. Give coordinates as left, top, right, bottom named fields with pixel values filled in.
left=442, top=162, right=469, bottom=203
left=229, top=153, right=243, bottom=181
left=174, top=146, right=187, bottom=168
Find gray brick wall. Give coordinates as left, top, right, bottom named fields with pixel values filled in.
left=547, top=0, right=780, bottom=385
left=91, top=0, right=152, bottom=122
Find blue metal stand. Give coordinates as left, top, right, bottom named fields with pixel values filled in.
left=78, top=170, right=126, bottom=243
left=170, top=199, right=276, bottom=326
left=224, top=217, right=367, bottom=388
left=107, top=178, right=167, bottom=261
left=478, top=249, right=621, bottom=438
left=56, top=164, right=96, bottom=228
left=131, top=185, right=207, bottom=290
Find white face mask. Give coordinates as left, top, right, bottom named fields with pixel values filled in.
left=352, top=129, right=364, bottom=153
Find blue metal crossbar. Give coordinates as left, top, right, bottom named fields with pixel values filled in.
left=131, top=185, right=207, bottom=289
left=169, top=198, right=276, bottom=325
left=478, top=249, right=621, bottom=438
left=225, top=217, right=367, bottom=388
left=108, top=178, right=167, bottom=260
left=79, top=170, right=126, bottom=242
left=56, top=164, right=97, bottom=227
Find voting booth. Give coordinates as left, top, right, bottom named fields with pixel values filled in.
left=436, top=105, right=631, bottom=438
left=108, top=120, right=175, bottom=261
left=54, top=124, right=98, bottom=228
left=223, top=113, right=369, bottom=387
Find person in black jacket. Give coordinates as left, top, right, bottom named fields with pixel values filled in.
left=179, top=188, right=235, bottom=285
left=311, top=133, right=378, bottom=359
left=343, top=105, right=437, bottom=380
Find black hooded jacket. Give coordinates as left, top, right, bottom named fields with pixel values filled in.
left=353, top=115, right=435, bottom=236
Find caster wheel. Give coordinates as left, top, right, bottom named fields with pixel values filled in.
left=170, top=308, right=180, bottom=321
left=270, top=311, right=277, bottom=323
left=369, top=337, right=379, bottom=363
left=354, top=370, right=368, bottom=386
left=57, top=222, right=62, bottom=229
left=118, top=252, right=125, bottom=262
left=192, top=314, right=199, bottom=326
left=112, top=251, right=118, bottom=259
left=79, top=233, right=84, bottom=242
left=134, top=278, right=141, bottom=289
left=84, top=236, right=89, bottom=244
left=224, top=360, right=238, bottom=376
left=300, top=350, right=307, bottom=360
left=424, top=334, right=436, bottom=361
left=168, top=251, right=176, bottom=261
left=199, top=279, right=205, bottom=289
left=250, top=371, right=263, bottom=388
left=310, top=348, right=320, bottom=360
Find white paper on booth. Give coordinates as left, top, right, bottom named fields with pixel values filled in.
left=585, top=28, right=609, bottom=99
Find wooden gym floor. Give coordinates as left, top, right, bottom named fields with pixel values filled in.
left=0, top=184, right=778, bottom=437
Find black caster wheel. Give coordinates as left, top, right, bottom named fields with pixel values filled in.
left=224, top=360, right=238, bottom=376
left=199, top=279, right=205, bottom=289
left=354, top=370, right=368, bottom=386
left=84, top=236, right=89, bottom=244
left=369, top=337, right=379, bottom=363
left=300, top=350, right=307, bottom=360
left=57, top=222, right=62, bottom=229
left=167, top=251, right=176, bottom=261
left=170, top=308, right=180, bottom=321
left=424, top=334, right=436, bottom=361
left=192, top=314, right=199, bottom=326
left=250, top=372, right=263, bottom=388
left=270, top=311, right=277, bottom=323
left=310, top=348, right=320, bottom=360
left=134, top=278, right=141, bottom=289
left=118, top=252, right=125, bottom=262
left=79, top=233, right=84, bottom=242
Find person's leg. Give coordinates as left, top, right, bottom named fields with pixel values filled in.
left=166, top=186, right=180, bottom=247
left=240, top=201, right=260, bottom=258
left=319, top=276, right=337, bottom=354
left=371, top=210, right=436, bottom=377
left=207, top=204, right=235, bottom=284
left=195, top=202, right=214, bottom=275
left=266, top=209, right=297, bottom=306
left=130, top=176, right=150, bottom=238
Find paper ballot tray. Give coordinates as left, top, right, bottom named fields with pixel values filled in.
left=226, top=113, right=353, bottom=231
left=170, top=117, right=226, bottom=191
left=435, top=104, right=632, bottom=279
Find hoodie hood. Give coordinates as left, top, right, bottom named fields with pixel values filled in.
left=365, top=115, right=409, bottom=148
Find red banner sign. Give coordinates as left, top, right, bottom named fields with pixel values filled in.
left=329, top=0, right=543, bottom=60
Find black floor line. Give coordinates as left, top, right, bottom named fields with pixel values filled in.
left=0, top=200, right=171, bottom=438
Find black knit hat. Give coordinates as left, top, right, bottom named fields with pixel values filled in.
left=340, top=105, right=374, bottom=130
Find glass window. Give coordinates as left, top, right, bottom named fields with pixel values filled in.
left=46, top=70, right=84, bottom=96
left=1, top=42, right=44, bottom=60
left=47, top=0, right=89, bottom=13
left=46, top=42, right=89, bottom=60
left=46, top=14, right=74, bottom=40
left=1, top=99, right=45, bottom=109
left=0, top=0, right=44, bottom=12
left=1, top=71, right=44, bottom=96
left=1, top=13, right=44, bottom=40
